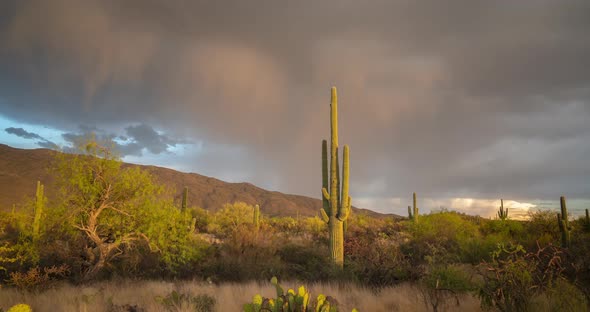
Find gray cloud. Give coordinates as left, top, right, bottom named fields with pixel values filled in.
left=5, top=127, right=44, bottom=140
left=125, top=124, right=182, bottom=154
left=5, top=127, right=60, bottom=149
left=60, top=124, right=185, bottom=157
left=0, top=0, right=589, bottom=211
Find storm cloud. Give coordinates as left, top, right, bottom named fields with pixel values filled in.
left=0, top=0, right=589, bottom=215
left=5, top=127, right=44, bottom=140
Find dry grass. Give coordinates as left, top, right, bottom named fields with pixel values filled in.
left=0, top=279, right=483, bottom=311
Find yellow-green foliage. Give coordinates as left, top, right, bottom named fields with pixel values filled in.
left=208, top=202, right=258, bottom=236
left=405, top=211, right=486, bottom=265
left=53, top=138, right=205, bottom=276
left=0, top=243, right=17, bottom=272
left=7, top=304, right=32, bottom=312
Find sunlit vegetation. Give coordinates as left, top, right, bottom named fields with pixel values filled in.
left=1, top=142, right=589, bottom=311
left=1, top=91, right=589, bottom=311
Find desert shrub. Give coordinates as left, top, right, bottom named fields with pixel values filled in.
left=0, top=243, right=17, bottom=275
left=346, top=225, right=414, bottom=286
left=420, top=265, right=476, bottom=312
left=481, top=220, right=525, bottom=240
left=8, top=264, right=69, bottom=291
left=301, top=216, right=327, bottom=239
left=189, top=207, right=213, bottom=233
left=201, top=223, right=283, bottom=281
left=404, top=211, right=479, bottom=265
left=207, top=202, right=257, bottom=237
left=524, top=210, right=560, bottom=248
left=277, top=243, right=335, bottom=281
left=156, top=290, right=216, bottom=312
left=545, top=278, right=588, bottom=312
left=459, top=233, right=505, bottom=264
left=268, top=217, right=304, bottom=235
left=478, top=243, right=569, bottom=312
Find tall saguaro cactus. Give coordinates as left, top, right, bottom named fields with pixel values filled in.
left=557, top=196, right=571, bottom=248
left=32, top=181, right=45, bottom=239
left=181, top=186, right=188, bottom=212
left=408, top=193, right=419, bottom=221
left=253, top=204, right=260, bottom=230
left=413, top=192, right=419, bottom=221
left=585, top=209, right=590, bottom=231
left=498, top=199, right=508, bottom=221
left=320, top=87, right=351, bottom=268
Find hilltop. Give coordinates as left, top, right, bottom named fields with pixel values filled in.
left=0, top=144, right=389, bottom=218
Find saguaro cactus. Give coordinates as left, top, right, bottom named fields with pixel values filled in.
left=320, top=87, right=351, bottom=268
left=497, top=199, right=508, bottom=221
left=413, top=192, right=419, bottom=221
left=253, top=204, right=260, bottom=230
left=557, top=196, right=571, bottom=248
left=408, top=193, right=419, bottom=221
left=32, top=181, right=45, bottom=239
left=585, top=209, right=590, bottom=231
left=181, top=186, right=188, bottom=212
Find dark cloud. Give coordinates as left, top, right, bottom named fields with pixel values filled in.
left=5, top=127, right=44, bottom=140
left=5, top=127, right=60, bottom=149
left=125, top=124, right=182, bottom=154
left=0, top=0, right=589, bottom=210
left=60, top=124, right=184, bottom=157
left=36, top=140, right=59, bottom=150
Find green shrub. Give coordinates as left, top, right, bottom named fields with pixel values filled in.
left=478, top=243, right=569, bottom=312
left=156, top=291, right=216, bottom=312
left=420, top=265, right=476, bottom=312
left=546, top=278, right=588, bottom=312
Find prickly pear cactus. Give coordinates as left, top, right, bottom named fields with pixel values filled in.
left=7, top=304, right=32, bottom=312
left=243, top=277, right=358, bottom=312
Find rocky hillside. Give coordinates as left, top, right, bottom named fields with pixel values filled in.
left=0, top=144, right=389, bottom=218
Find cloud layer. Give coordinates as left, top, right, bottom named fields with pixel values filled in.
left=1, top=0, right=589, bottom=213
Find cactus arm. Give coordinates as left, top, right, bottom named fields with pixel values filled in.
left=322, top=140, right=330, bottom=217
left=337, top=145, right=350, bottom=221
left=320, top=208, right=329, bottom=223
left=408, top=205, right=413, bottom=220
left=322, top=188, right=331, bottom=201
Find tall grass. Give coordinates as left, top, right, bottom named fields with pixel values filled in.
left=0, top=279, right=482, bottom=312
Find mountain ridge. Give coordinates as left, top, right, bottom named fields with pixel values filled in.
left=0, top=144, right=393, bottom=218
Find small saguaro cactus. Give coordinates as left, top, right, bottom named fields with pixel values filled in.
left=253, top=204, right=260, bottom=230
left=585, top=209, right=590, bottom=231
left=412, top=192, right=419, bottom=221
left=557, top=196, right=571, bottom=248
left=32, top=180, right=45, bottom=239
left=320, top=87, right=351, bottom=269
left=497, top=199, right=508, bottom=221
left=181, top=186, right=188, bottom=212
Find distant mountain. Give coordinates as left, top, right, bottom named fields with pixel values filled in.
left=0, top=144, right=392, bottom=218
